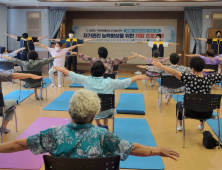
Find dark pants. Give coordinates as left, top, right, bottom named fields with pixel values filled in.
left=176, top=102, right=212, bottom=121
left=20, top=52, right=28, bottom=61
left=67, top=55, right=77, bottom=73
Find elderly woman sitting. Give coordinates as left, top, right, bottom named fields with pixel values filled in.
left=53, top=61, right=148, bottom=130
left=0, top=89, right=179, bottom=161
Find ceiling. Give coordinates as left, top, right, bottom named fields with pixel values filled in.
left=1, top=0, right=222, bottom=11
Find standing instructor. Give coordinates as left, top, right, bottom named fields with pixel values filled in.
left=4, top=33, right=48, bottom=61
left=49, top=30, right=94, bottom=73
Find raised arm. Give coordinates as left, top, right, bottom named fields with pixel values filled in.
left=84, top=39, right=95, bottom=42
left=12, top=73, right=44, bottom=80
left=185, top=54, right=200, bottom=57
left=128, top=52, right=139, bottom=60
left=0, top=139, right=28, bottom=153
left=49, top=39, right=60, bottom=41
left=137, top=41, right=148, bottom=44
left=68, top=44, right=83, bottom=51
left=78, top=53, right=94, bottom=64
left=152, top=61, right=182, bottom=80
left=13, top=47, right=26, bottom=54
left=33, top=42, right=49, bottom=50
left=4, top=33, right=17, bottom=40
left=137, top=65, right=146, bottom=69
left=168, top=42, right=179, bottom=46
left=0, top=55, right=12, bottom=61
left=131, top=143, right=179, bottom=161
left=130, top=75, right=148, bottom=83
left=193, top=37, right=207, bottom=42
left=38, top=36, right=48, bottom=41
left=138, top=55, right=147, bottom=60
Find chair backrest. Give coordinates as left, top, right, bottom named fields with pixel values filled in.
left=43, top=155, right=120, bottom=170
left=98, top=94, right=115, bottom=111
left=0, top=61, right=14, bottom=71
left=103, top=73, right=116, bottom=79
left=18, top=71, right=42, bottom=84
left=113, top=65, right=118, bottom=72
left=183, top=94, right=222, bottom=112
left=204, top=64, right=218, bottom=73
left=161, top=75, right=184, bottom=89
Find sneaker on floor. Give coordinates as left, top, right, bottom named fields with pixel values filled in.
left=198, top=124, right=204, bottom=130
left=103, top=125, right=109, bottom=130
left=4, top=129, right=11, bottom=133
left=39, top=96, right=43, bottom=100
left=150, top=82, right=153, bottom=86
left=79, top=71, right=84, bottom=74
left=99, top=124, right=103, bottom=127
left=50, top=84, right=56, bottom=88
left=58, top=84, right=62, bottom=88
left=35, top=95, right=40, bottom=100
left=177, top=126, right=183, bottom=131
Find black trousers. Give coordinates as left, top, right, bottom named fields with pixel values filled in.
left=67, top=55, right=77, bottom=73
left=176, top=102, right=212, bottom=121
left=20, top=51, right=28, bottom=61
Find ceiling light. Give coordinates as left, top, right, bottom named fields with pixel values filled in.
left=10, top=0, right=19, bottom=1
left=115, top=3, right=140, bottom=7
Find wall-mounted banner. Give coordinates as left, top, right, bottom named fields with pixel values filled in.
left=72, top=26, right=175, bottom=43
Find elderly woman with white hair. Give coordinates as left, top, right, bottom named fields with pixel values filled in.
left=0, top=89, right=179, bottom=161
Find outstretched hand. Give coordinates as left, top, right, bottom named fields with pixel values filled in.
left=131, top=52, right=139, bottom=56
left=158, top=147, right=180, bottom=161
left=203, top=69, right=215, bottom=72
left=76, top=44, right=83, bottom=47
left=137, top=65, right=146, bottom=68
left=136, top=75, right=148, bottom=80
left=33, top=42, right=40, bottom=45
left=4, top=33, right=9, bottom=36
left=217, top=57, right=222, bottom=61
left=176, top=43, right=180, bottom=45
left=30, top=75, right=44, bottom=80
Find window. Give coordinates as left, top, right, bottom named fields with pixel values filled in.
left=211, top=12, right=222, bottom=29
left=26, top=12, right=41, bottom=38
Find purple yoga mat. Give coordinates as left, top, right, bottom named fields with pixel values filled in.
left=0, top=117, right=71, bottom=170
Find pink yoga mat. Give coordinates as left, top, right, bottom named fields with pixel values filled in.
left=0, top=117, right=71, bottom=170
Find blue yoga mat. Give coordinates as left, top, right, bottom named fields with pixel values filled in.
left=116, top=93, right=145, bottom=115
left=172, top=94, right=184, bottom=102
left=4, top=90, right=34, bottom=104
left=157, top=78, right=161, bottom=86
left=115, top=118, right=164, bottom=170
left=43, top=91, right=75, bottom=111
left=69, top=83, right=84, bottom=88
left=119, top=78, right=138, bottom=90
left=207, top=118, right=222, bottom=142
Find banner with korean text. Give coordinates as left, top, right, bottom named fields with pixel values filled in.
left=72, top=26, right=175, bottom=43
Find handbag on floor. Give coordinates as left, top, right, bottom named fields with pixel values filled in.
left=202, top=131, right=221, bottom=149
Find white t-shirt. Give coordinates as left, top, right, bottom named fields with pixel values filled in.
left=48, top=48, right=69, bottom=67
left=148, top=41, right=169, bottom=48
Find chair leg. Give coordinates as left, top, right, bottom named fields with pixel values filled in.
left=14, top=108, right=18, bottom=132
left=19, top=80, right=21, bottom=106
left=182, top=114, right=185, bottom=148
left=217, top=116, right=221, bottom=149
left=202, top=120, right=205, bottom=132
left=46, top=86, right=47, bottom=100
left=177, top=94, right=178, bottom=102
left=176, top=109, right=179, bottom=133
left=145, top=80, right=147, bottom=90
left=63, top=74, right=64, bottom=87
left=28, top=88, right=30, bottom=100
left=160, top=92, right=162, bottom=113
left=40, top=87, right=42, bottom=106
left=112, top=109, right=115, bottom=133
left=1, top=116, right=5, bottom=143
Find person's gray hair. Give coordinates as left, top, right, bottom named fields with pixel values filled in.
left=68, top=89, right=101, bottom=124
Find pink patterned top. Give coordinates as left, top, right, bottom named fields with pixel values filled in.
left=79, top=53, right=128, bottom=74
left=145, top=58, right=168, bottom=76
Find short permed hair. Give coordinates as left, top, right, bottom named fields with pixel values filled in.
left=91, top=61, right=106, bottom=77
left=152, top=50, right=160, bottom=58
left=68, top=89, right=101, bottom=124
left=189, top=57, right=205, bottom=72
left=56, top=42, right=63, bottom=47
left=98, top=47, right=108, bottom=59
left=27, top=51, right=38, bottom=60
left=206, top=49, right=214, bottom=57
left=170, top=53, right=180, bottom=64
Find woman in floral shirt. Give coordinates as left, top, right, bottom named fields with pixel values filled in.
left=71, top=47, right=138, bottom=74
left=138, top=50, right=169, bottom=86
left=0, top=89, right=179, bottom=162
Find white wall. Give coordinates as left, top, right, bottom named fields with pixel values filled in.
left=0, top=4, right=7, bottom=48
left=7, top=8, right=49, bottom=51
left=201, top=9, right=222, bottom=53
